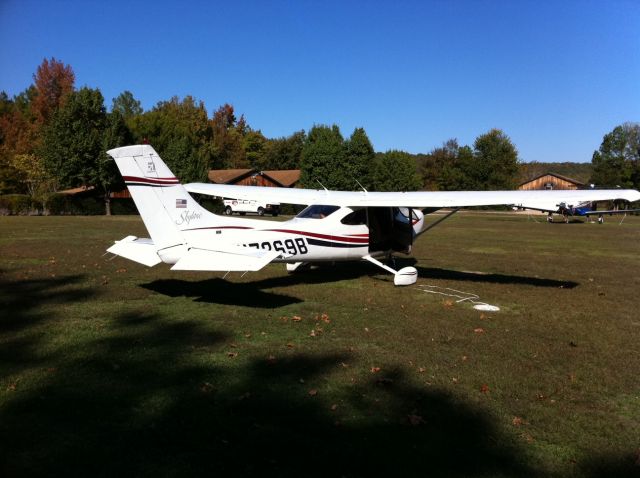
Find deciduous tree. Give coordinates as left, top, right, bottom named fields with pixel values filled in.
left=111, top=90, right=143, bottom=120
left=345, top=127, right=375, bottom=189
left=300, top=125, right=346, bottom=189
left=590, top=123, right=640, bottom=189
left=371, top=150, right=421, bottom=191
left=128, top=96, right=212, bottom=182
left=472, top=129, right=519, bottom=190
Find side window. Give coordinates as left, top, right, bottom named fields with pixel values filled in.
left=296, top=205, right=340, bottom=219
left=341, top=208, right=367, bottom=225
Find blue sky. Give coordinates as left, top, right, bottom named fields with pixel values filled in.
left=1, top=0, right=638, bottom=162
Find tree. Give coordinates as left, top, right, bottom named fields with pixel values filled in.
left=41, top=87, right=122, bottom=214
left=344, top=127, right=375, bottom=189
left=439, top=144, right=479, bottom=190
left=32, top=57, right=75, bottom=126
left=111, top=91, right=143, bottom=120
left=590, top=123, right=640, bottom=189
left=100, top=111, right=133, bottom=214
left=7, top=153, right=54, bottom=205
left=417, top=139, right=458, bottom=190
left=300, top=125, right=346, bottom=189
left=260, top=131, right=306, bottom=170
left=243, top=129, right=267, bottom=168
left=472, top=129, right=519, bottom=190
left=371, top=150, right=421, bottom=192
left=128, top=96, right=212, bottom=182
left=209, top=104, right=247, bottom=169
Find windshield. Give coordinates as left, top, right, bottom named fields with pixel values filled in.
left=296, top=204, right=340, bottom=219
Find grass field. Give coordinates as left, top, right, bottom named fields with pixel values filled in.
left=1, top=213, right=639, bottom=477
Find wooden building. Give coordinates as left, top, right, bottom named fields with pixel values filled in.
left=518, top=172, right=584, bottom=191
left=207, top=169, right=300, bottom=188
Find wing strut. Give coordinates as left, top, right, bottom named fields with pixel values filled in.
left=421, top=207, right=461, bottom=233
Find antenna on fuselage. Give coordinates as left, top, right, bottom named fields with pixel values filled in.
left=355, top=179, right=368, bottom=194
left=316, top=179, right=329, bottom=194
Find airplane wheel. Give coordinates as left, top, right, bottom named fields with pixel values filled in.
left=225, top=206, right=233, bottom=215
left=598, top=216, right=604, bottom=224
left=258, top=207, right=265, bottom=216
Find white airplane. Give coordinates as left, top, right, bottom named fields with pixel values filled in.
left=106, top=145, right=640, bottom=286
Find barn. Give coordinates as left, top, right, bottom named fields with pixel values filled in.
left=518, top=172, right=584, bottom=191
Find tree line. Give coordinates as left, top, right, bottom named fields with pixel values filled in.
left=0, top=58, right=637, bottom=215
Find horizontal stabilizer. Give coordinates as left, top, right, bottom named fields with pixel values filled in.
left=107, top=236, right=161, bottom=267
left=171, top=246, right=280, bottom=272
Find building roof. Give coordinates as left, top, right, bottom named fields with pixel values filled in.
left=58, top=185, right=95, bottom=195
left=263, top=170, right=301, bottom=187
left=207, top=169, right=253, bottom=184
left=518, top=172, right=584, bottom=187
left=207, top=168, right=301, bottom=187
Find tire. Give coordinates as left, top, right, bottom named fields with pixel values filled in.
left=257, top=207, right=265, bottom=216
left=240, top=212, right=246, bottom=216
left=225, top=206, right=232, bottom=215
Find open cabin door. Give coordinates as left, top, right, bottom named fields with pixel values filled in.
left=367, top=207, right=413, bottom=253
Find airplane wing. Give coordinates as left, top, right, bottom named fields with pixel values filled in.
left=185, top=182, right=640, bottom=210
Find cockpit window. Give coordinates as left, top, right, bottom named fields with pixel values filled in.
left=296, top=204, right=340, bottom=219
left=341, top=208, right=367, bottom=225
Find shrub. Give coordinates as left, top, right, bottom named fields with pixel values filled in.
left=0, top=194, right=33, bottom=215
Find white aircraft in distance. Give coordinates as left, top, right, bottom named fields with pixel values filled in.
left=106, top=145, right=640, bottom=286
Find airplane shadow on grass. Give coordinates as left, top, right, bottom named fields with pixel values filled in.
left=140, top=262, right=379, bottom=306
left=141, top=277, right=304, bottom=308
left=415, top=266, right=579, bottom=289
left=141, top=259, right=578, bottom=306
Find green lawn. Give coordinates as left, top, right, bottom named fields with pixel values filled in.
left=1, top=213, right=639, bottom=477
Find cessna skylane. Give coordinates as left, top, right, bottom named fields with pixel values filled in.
left=106, top=145, right=640, bottom=286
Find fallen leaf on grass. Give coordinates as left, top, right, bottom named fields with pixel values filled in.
left=480, top=383, right=490, bottom=393
left=308, top=389, right=318, bottom=396
left=286, top=343, right=295, bottom=349
left=512, top=416, right=525, bottom=427
left=227, top=352, right=238, bottom=358
left=418, top=367, right=426, bottom=373
left=474, top=328, right=485, bottom=334
left=292, top=315, right=303, bottom=322
left=266, top=355, right=277, bottom=363
left=443, top=299, right=454, bottom=308
left=115, top=268, right=127, bottom=273
left=370, top=367, right=381, bottom=373
left=330, top=404, right=338, bottom=411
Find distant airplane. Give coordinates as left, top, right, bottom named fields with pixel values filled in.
left=519, top=201, right=640, bottom=223
left=106, top=145, right=640, bottom=286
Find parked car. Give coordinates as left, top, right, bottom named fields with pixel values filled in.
left=223, top=198, right=280, bottom=216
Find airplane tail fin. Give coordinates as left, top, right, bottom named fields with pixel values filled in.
left=107, top=145, right=214, bottom=253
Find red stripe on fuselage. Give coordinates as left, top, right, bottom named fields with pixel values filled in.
left=266, top=229, right=369, bottom=243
